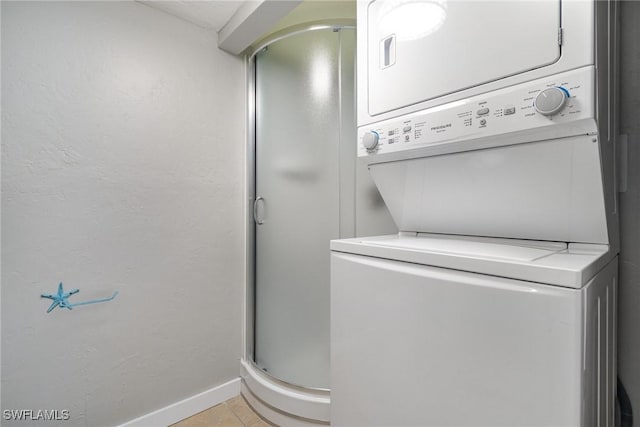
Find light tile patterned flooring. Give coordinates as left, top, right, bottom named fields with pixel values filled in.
left=170, top=395, right=274, bottom=427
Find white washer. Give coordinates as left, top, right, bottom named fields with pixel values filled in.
left=331, top=0, right=619, bottom=424
left=331, top=234, right=617, bottom=426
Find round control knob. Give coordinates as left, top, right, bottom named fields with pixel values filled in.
left=534, top=87, right=569, bottom=116
left=362, top=131, right=380, bottom=151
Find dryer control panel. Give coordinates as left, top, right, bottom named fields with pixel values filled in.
left=358, top=67, right=597, bottom=163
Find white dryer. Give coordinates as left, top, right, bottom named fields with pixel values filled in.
left=331, top=0, right=619, bottom=425
left=357, top=0, right=608, bottom=127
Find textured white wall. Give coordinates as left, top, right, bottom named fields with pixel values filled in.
left=1, top=1, right=245, bottom=425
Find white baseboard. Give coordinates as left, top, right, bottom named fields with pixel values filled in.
left=119, top=378, right=241, bottom=426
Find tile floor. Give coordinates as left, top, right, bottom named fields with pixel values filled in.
left=170, top=395, right=274, bottom=427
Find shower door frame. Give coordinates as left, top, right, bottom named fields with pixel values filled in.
left=244, top=21, right=356, bottom=396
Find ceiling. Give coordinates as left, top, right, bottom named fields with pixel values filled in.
left=138, top=1, right=245, bottom=32
left=137, top=0, right=355, bottom=54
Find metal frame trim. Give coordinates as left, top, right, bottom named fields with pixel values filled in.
left=244, top=21, right=354, bottom=392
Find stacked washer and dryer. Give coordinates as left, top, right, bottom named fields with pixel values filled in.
left=331, top=0, right=619, bottom=425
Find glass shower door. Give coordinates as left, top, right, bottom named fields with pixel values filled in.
left=254, top=28, right=353, bottom=389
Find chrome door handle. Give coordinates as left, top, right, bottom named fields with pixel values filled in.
left=253, top=197, right=264, bottom=225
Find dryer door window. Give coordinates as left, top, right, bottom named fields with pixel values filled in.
left=367, top=0, right=562, bottom=116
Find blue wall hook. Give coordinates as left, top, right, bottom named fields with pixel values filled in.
left=41, top=282, right=119, bottom=313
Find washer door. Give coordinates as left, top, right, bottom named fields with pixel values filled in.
left=367, top=0, right=561, bottom=116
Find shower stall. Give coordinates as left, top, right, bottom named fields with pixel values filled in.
left=241, top=23, right=395, bottom=425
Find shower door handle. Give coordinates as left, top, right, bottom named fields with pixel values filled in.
left=254, top=197, right=265, bottom=225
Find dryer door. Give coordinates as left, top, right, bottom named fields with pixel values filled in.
left=367, top=0, right=561, bottom=116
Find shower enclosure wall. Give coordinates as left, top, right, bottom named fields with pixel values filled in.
left=242, top=23, right=396, bottom=425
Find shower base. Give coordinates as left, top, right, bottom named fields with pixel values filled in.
left=240, top=359, right=330, bottom=426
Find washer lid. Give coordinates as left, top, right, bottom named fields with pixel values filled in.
left=330, top=233, right=611, bottom=288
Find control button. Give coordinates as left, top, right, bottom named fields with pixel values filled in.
left=404, top=135, right=410, bottom=142
left=362, top=131, right=379, bottom=151
left=535, top=87, right=569, bottom=116
left=504, top=106, right=516, bottom=115
left=403, top=126, right=412, bottom=133
left=480, top=119, right=487, bottom=126
left=477, top=107, right=490, bottom=116
left=388, top=138, right=395, bottom=144
left=388, top=130, right=395, bottom=136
